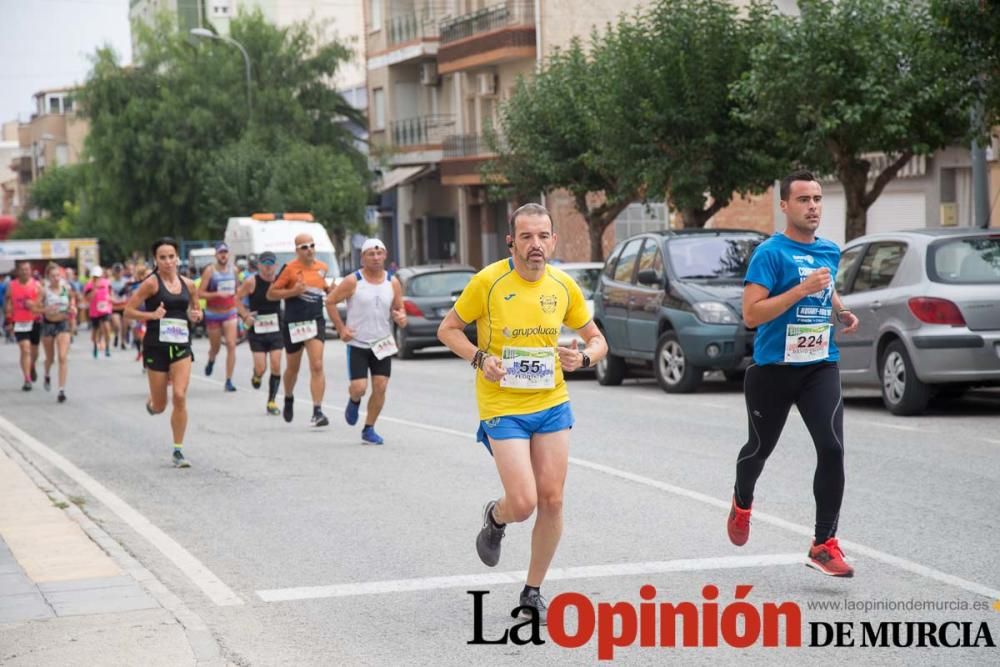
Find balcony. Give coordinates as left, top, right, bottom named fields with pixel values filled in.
left=387, top=12, right=439, bottom=47
left=437, top=1, right=535, bottom=74
left=443, top=134, right=495, bottom=158
left=368, top=11, right=440, bottom=70
left=441, top=134, right=499, bottom=186
left=390, top=114, right=456, bottom=148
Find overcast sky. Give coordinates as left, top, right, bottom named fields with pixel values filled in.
left=0, top=0, right=132, bottom=124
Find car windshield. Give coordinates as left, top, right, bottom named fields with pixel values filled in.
left=667, top=235, right=762, bottom=280
left=562, top=267, right=601, bottom=299
left=407, top=271, right=475, bottom=297
left=272, top=251, right=339, bottom=279
left=929, top=236, right=1000, bottom=284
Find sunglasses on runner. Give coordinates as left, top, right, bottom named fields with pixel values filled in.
left=297, top=243, right=315, bottom=250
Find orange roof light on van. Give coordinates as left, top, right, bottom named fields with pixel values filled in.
left=249, top=212, right=314, bottom=222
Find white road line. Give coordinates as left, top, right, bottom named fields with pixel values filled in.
left=257, top=553, right=804, bottom=602
left=195, top=374, right=1000, bottom=601
left=0, top=416, right=244, bottom=607
left=568, top=458, right=1000, bottom=600
left=857, top=420, right=922, bottom=433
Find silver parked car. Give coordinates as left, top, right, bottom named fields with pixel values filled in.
left=393, top=264, right=477, bottom=358
left=836, top=228, right=1000, bottom=415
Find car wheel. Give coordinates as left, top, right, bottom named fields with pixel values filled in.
left=655, top=331, right=703, bottom=393
left=880, top=340, right=930, bottom=415
left=395, top=325, right=412, bottom=360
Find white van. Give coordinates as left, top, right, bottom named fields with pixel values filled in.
left=223, top=213, right=340, bottom=284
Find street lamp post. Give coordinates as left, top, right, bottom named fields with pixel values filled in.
left=190, top=28, right=253, bottom=121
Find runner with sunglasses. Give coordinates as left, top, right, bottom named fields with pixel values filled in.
left=267, top=234, right=332, bottom=426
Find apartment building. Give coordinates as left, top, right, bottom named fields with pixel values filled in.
left=5, top=89, right=88, bottom=219
left=366, top=0, right=656, bottom=267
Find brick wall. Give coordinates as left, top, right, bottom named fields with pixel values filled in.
left=707, top=189, right=776, bottom=234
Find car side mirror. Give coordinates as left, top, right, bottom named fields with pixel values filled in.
left=637, top=269, right=664, bottom=287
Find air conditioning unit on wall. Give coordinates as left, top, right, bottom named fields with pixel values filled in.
left=419, top=62, right=439, bottom=86
left=476, top=72, right=497, bottom=96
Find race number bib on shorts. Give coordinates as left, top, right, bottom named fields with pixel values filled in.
left=216, top=279, right=236, bottom=295
left=500, top=346, right=556, bottom=390
left=288, top=319, right=317, bottom=344
left=370, top=334, right=398, bottom=360
left=784, top=323, right=831, bottom=363
left=14, top=321, right=34, bottom=333
left=254, top=313, right=279, bottom=334
left=159, top=317, right=190, bottom=344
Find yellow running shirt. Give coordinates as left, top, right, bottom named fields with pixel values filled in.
left=454, top=258, right=591, bottom=420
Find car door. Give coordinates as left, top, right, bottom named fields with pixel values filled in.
left=840, top=241, right=909, bottom=374
left=628, top=238, right=666, bottom=355
left=833, top=244, right=866, bottom=371
left=601, top=238, right=643, bottom=354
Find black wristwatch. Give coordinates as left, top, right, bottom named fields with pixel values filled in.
left=581, top=353, right=591, bottom=369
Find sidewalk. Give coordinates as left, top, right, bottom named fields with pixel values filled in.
left=0, top=440, right=208, bottom=666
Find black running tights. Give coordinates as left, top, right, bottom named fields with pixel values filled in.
left=734, top=362, right=845, bottom=543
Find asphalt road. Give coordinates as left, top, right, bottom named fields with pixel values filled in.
left=1, top=335, right=998, bottom=665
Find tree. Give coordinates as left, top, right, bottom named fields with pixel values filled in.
left=734, top=0, right=974, bottom=241
left=12, top=165, right=88, bottom=241
left=932, top=0, right=1000, bottom=133
left=77, top=10, right=370, bottom=250
left=595, top=0, right=785, bottom=228
left=488, top=39, right=637, bottom=261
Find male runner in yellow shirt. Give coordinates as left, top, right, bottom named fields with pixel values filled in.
left=438, top=203, right=607, bottom=623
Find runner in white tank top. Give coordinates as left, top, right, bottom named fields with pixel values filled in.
left=326, top=238, right=407, bottom=445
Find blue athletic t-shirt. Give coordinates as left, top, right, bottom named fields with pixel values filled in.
left=744, top=233, right=841, bottom=366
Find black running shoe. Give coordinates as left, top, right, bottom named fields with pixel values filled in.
left=204, top=359, right=214, bottom=376
left=311, top=411, right=329, bottom=427
left=57, top=390, right=66, bottom=403
left=21, top=381, right=32, bottom=392
left=251, top=373, right=262, bottom=389
left=476, top=500, right=505, bottom=567
left=283, top=396, right=294, bottom=423
left=172, top=449, right=191, bottom=468
left=43, top=376, right=51, bottom=391
left=30, top=366, right=37, bottom=382
left=519, top=589, right=548, bottom=625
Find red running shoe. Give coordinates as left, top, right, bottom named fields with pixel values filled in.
left=727, top=496, right=751, bottom=546
left=807, top=537, right=854, bottom=578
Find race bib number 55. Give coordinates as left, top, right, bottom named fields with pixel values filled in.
left=500, top=346, right=556, bottom=390
left=784, top=323, right=831, bottom=363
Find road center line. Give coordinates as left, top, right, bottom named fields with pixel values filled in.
left=257, top=553, right=804, bottom=602
left=194, top=373, right=1000, bottom=601
left=0, top=415, right=244, bottom=607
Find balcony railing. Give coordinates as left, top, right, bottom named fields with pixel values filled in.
left=386, top=11, right=441, bottom=47
left=443, top=134, right=499, bottom=158
left=390, top=115, right=456, bottom=147
left=440, top=1, right=534, bottom=44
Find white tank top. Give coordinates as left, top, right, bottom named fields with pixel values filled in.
left=345, top=270, right=394, bottom=349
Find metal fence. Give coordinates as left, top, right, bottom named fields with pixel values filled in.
left=440, top=1, right=534, bottom=44
left=391, top=115, right=457, bottom=147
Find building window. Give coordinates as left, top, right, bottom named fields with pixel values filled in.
left=63, top=96, right=74, bottom=112
left=369, top=0, right=382, bottom=31
left=48, top=97, right=61, bottom=114
left=614, top=203, right=668, bottom=242
left=211, top=0, right=230, bottom=15
left=372, top=88, right=385, bottom=130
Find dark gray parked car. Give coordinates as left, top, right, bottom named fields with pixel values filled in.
left=394, top=264, right=477, bottom=358
left=593, top=229, right=765, bottom=392
left=836, top=227, right=1000, bottom=415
